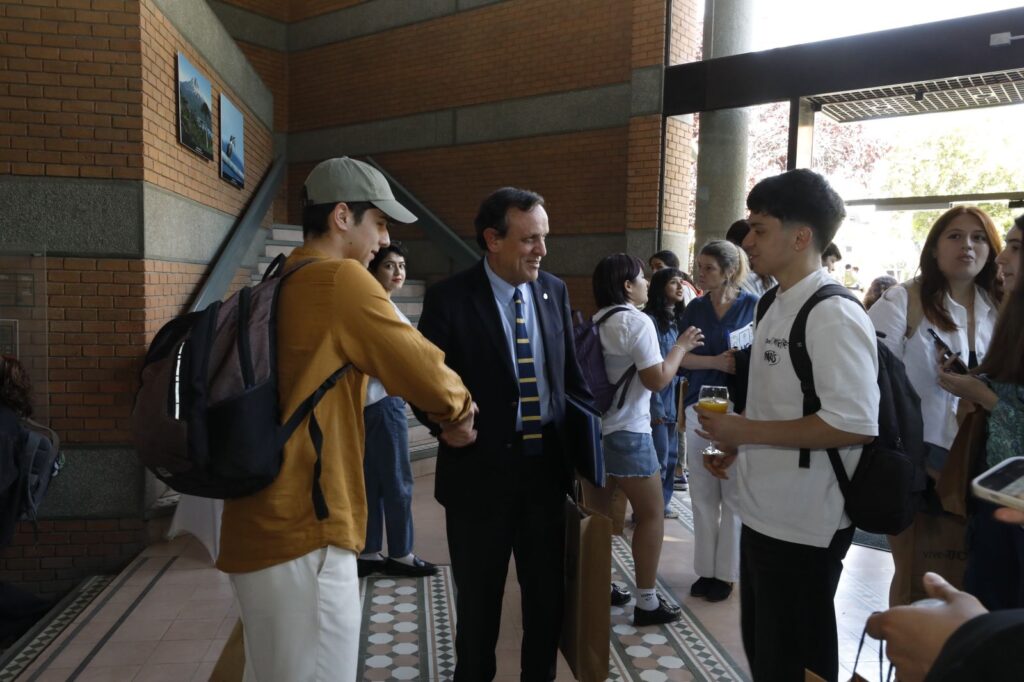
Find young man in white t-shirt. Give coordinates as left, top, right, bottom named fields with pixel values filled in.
left=695, top=169, right=880, bottom=682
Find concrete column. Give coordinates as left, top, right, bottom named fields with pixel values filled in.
left=693, top=0, right=754, bottom=246
left=787, top=97, right=816, bottom=170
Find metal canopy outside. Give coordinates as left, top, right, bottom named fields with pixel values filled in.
left=811, top=69, right=1024, bottom=123
left=663, top=7, right=1024, bottom=117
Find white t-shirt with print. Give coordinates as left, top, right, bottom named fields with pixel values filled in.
left=594, top=305, right=663, bottom=435
left=738, top=268, right=880, bottom=548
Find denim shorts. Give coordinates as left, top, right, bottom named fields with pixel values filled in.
left=603, top=430, right=660, bottom=478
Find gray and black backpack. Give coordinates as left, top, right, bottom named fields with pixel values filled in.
left=0, top=411, right=63, bottom=547
left=131, top=255, right=351, bottom=520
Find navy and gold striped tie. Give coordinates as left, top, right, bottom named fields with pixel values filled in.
left=513, top=288, right=543, bottom=456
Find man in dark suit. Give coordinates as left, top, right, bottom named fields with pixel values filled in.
left=415, top=187, right=592, bottom=682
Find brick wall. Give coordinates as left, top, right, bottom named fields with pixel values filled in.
left=236, top=39, right=288, bottom=222
left=669, top=0, right=702, bottom=65
left=45, top=257, right=146, bottom=444
left=288, top=0, right=631, bottom=131
left=43, top=257, right=250, bottom=445
left=218, top=0, right=290, bottom=22
left=662, top=0, right=701, bottom=261
left=0, top=519, right=147, bottom=598
left=3, top=0, right=271, bottom=596
left=631, top=0, right=668, bottom=68
left=236, top=41, right=287, bottom=133
left=663, top=115, right=695, bottom=238
left=286, top=128, right=629, bottom=243
left=0, top=0, right=143, bottom=179
left=5, top=255, right=249, bottom=595
left=0, top=255, right=50, bottom=421
left=626, top=114, right=663, bottom=231
left=290, top=0, right=362, bottom=22
left=139, top=0, right=274, bottom=217
left=564, top=275, right=594, bottom=318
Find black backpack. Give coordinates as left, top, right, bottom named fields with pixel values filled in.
left=131, top=255, right=350, bottom=520
left=755, top=283, right=927, bottom=535
left=0, top=413, right=64, bottom=547
left=572, top=307, right=637, bottom=413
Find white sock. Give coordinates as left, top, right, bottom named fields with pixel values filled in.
left=359, top=552, right=383, bottom=562
left=636, top=588, right=658, bottom=611
left=390, top=553, right=417, bottom=566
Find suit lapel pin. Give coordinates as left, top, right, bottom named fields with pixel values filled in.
left=543, top=292, right=549, bottom=300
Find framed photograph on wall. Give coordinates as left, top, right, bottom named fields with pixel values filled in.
left=176, top=52, right=214, bottom=160
left=219, top=94, right=245, bottom=188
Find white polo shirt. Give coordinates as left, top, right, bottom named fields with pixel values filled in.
left=739, top=269, right=879, bottom=548
left=594, top=305, right=663, bottom=435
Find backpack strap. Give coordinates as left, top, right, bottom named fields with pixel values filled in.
left=278, top=364, right=354, bottom=520
left=262, top=255, right=319, bottom=284
left=596, top=306, right=631, bottom=326
left=596, top=306, right=637, bottom=410
left=755, top=285, right=779, bottom=324
left=17, top=428, right=45, bottom=539
left=787, top=284, right=862, bottom=484
left=262, top=256, right=348, bottom=519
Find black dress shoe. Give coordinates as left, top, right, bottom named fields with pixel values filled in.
left=610, top=583, right=631, bottom=606
left=633, top=596, right=682, bottom=626
left=384, top=555, right=438, bottom=577
left=705, top=578, right=733, bottom=603
left=357, top=557, right=385, bottom=578
left=689, top=576, right=714, bottom=598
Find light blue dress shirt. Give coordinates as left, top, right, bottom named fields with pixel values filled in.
left=483, top=258, right=552, bottom=429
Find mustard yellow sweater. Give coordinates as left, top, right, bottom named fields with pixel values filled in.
left=217, top=247, right=472, bottom=573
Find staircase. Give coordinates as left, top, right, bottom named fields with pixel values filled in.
left=255, top=225, right=438, bottom=466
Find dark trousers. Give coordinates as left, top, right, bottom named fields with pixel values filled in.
left=740, top=524, right=855, bottom=682
left=445, top=432, right=567, bottom=682
left=965, top=500, right=1024, bottom=610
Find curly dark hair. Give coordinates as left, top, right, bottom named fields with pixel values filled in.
left=368, top=241, right=407, bottom=275
left=643, top=267, right=687, bottom=334
left=0, top=355, right=33, bottom=417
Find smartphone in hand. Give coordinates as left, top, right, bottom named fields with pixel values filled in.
left=926, top=328, right=969, bottom=375
left=972, top=457, right=1024, bottom=512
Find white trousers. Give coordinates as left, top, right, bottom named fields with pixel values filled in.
left=685, top=405, right=742, bottom=582
left=230, top=546, right=361, bottom=682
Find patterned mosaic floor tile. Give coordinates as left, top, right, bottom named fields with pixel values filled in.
left=358, top=568, right=456, bottom=681
left=0, top=575, right=113, bottom=682
left=354, top=497, right=749, bottom=682
left=609, top=533, right=749, bottom=682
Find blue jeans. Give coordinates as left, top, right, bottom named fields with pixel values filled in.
left=363, top=397, right=414, bottom=557
left=651, top=422, right=678, bottom=511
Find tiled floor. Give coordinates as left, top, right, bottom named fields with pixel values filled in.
left=10, top=472, right=894, bottom=681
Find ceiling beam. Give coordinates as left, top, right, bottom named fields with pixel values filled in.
left=664, top=7, right=1024, bottom=115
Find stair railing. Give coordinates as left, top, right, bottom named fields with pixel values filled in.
left=364, top=157, right=479, bottom=271
left=190, top=155, right=286, bottom=312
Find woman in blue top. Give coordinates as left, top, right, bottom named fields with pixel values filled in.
left=678, top=240, right=757, bottom=603
left=643, top=267, right=690, bottom=519
left=937, top=216, right=1024, bottom=610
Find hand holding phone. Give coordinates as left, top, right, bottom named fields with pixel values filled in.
left=926, top=328, right=969, bottom=375
left=972, top=457, right=1024, bottom=513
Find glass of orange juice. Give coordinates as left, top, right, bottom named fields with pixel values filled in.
left=698, top=385, right=729, bottom=457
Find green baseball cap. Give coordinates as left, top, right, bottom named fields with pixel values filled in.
left=303, top=157, right=417, bottom=224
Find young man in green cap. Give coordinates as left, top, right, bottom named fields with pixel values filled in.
left=218, top=157, right=478, bottom=681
